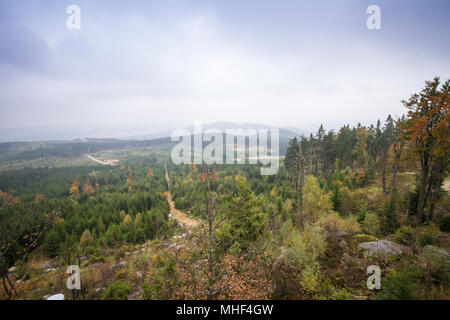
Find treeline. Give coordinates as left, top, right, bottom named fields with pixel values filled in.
left=284, top=77, right=449, bottom=226
left=0, top=137, right=173, bottom=161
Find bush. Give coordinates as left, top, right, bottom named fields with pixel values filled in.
left=393, top=226, right=415, bottom=245
left=362, top=211, right=380, bottom=236
left=439, top=215, right=450, bottom=232
left=376, top=265, right=421, bottom=300
left=101, top=281, right=131, bottom=300
left=418, top=229, right=436, bottom=247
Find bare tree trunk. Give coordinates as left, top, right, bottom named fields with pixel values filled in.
left=416, top=153, right=430, bottom=224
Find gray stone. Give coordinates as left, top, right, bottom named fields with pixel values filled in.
left=112, top=261, right=128, bottom=270
left=424, top=245, right=450, bottom=261
left=127, top=286, right=143, bottom=300
left=341, top=252, right=357, bottom=265
left=358, top=240, right=406, bottom=257
left=41, top=261, right=53, bottom=270
left=46, top=293, right=64, bottom=300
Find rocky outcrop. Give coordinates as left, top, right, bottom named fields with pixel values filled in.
left=424, top=245, right=450, bottom=261
left=358, top=240, right=407, bottom=257
left=41, top=261, right=53, bottom=270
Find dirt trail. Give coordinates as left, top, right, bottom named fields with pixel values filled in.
left=164, top=164, right=200, bottom=229
left=86, top=154, right=119, bottom=166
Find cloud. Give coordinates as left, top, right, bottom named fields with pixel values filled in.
left=0, top=25, right=51, bottom=71
left=0, top=0, right=449, bottom=134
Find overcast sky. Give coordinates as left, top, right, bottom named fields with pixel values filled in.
left=0, top=0, right=449, bottom=140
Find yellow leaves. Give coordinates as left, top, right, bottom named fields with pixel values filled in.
left=270, top=188, right=277, bottom=197
left=54, top=217, right=65, bottom=225
left=122, top=214, right=133, bottom=226
left=69, top=177, right=80, bottom=199
left=34, top=194, right=46, bottom=203
left=82, top=178, right=95, bottom=195
left=126, top=173, right=133, bottom=185
left=303, top=175, right=333, bottom=223
left=0, top=190, right=21, bottom=207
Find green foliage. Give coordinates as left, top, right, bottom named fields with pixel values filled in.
left=303, top=175, right=333, bottom=223
left=382, top=197, right=399, bottom=233
left=418, top=228, right=436, bottom=247
left=220, top=175, right=267, bottom=253
left=273, top=220, right=325, bottom=297
left=79, top=229, right=94, bottom=247
left=44, top=228, right=61, bottom=258
left=143, top=254, right=178, bottom=300
left=362, top=211, right=380, bottom=236
left=393, top=226, right=415, bottom=245
left=101, top=281, right=131, bottom=300
left=376, top=265, right=421, bottom=300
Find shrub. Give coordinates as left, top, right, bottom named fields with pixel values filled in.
left=439, top=215, right=450, bottom=232
left=101, top=281, right=131, bottom=300
left=376, top=265, right=421, bottom=300
left=418, top=229, right=436, bottom=247
left=393, top=226, right=415, bottom=245
left=362, top=211, right=380, bottom=236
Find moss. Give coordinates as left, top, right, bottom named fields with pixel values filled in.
left=354, top=233, right=378, bottom=243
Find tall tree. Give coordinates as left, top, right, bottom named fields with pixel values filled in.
left=402, top=77, right=449, bottom=223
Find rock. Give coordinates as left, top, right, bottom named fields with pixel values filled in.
left=341, top=252, right=356, bottom=265
left=424, top=245, right=450, bottom=261
left=127, top=286, right=143, bottom=300
left=41, top=261, right=53, bottom=270
left=339, top=239, right=348, bottom=250
left=337, top=231, right=349, bottom=238
left=112, top=261, right=128, bottom=270
left=46, top=293, right=64, bottom=300
left=91, top=262, right=103, bottom=268
left=358, top=240, right=406, bottom=257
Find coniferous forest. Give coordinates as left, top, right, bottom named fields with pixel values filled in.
left=1, top=78, right=449, bottom=300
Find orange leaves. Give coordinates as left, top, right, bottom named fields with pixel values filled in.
left=69, top=177, right=80, bottom=199
left=0, top=189, right=21, bottom=207
left=34, top=193, right=46, bottom=203
left=82, top=178, right=95, bottom=195
left=147, top=169, right=154, bottom=178
left=127, top=173, right=133, bottom=185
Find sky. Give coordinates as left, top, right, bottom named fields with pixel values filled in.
left=0, top=0, right=449, bottom=141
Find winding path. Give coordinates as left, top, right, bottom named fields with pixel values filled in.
left=164, top=164, right=200, bottom=229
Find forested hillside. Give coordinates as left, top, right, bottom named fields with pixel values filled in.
left=0, top=78, right=449, bottom=300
